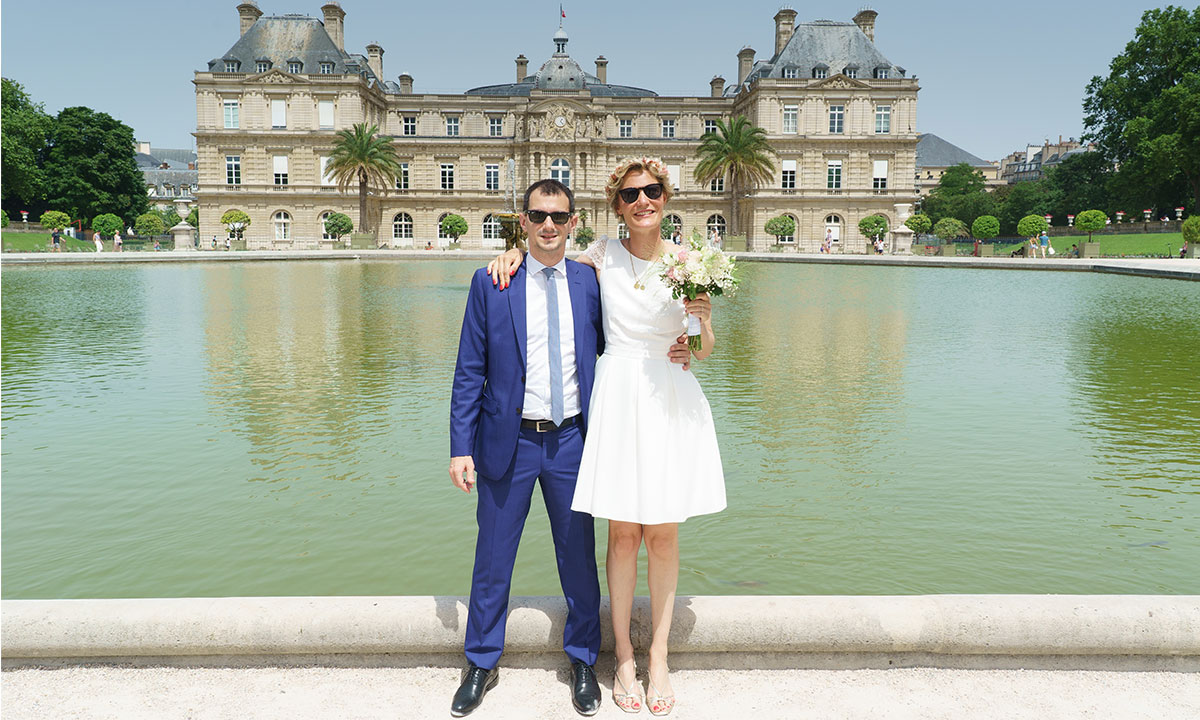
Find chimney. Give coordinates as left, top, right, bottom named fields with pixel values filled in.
left=366, top=43, right=384, bottom=79
left=398, top=73, right=413, bottom=94
left=237, top=2, right=262, bottom=36
left=516, top=54, right=528, bottom=82
left=595, top=56, right=608, bottom=84
left=853, top=9, right=878, bottom=43
left=188, top=162, right=196, bottom=170
left=137, top=140, right=151, bottom=155
left=322, top=2, right=346, bottom=52
left=773, top=9, right=797, bottom=57
left=710, top=76, right=725, bottom=98
left=737, top=47, right=756, bottom=86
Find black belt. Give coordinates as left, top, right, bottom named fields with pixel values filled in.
left=520, top=415, right=581, bottom=432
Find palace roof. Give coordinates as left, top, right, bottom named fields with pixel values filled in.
left=733, top=19, right=905, bottom=95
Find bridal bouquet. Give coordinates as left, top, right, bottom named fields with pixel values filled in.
left=655, top=232, right=739, bottom=351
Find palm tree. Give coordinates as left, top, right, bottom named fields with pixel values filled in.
left=693, top=116, right=777, bottom=238
left=326, top=123, right=402, bottom=234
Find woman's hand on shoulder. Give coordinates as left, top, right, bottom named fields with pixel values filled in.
left=486, top=247, right=524, bottom=289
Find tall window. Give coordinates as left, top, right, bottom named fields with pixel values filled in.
left=706, top=214, right=727, bottom=237
left=446, top=116, right=459, bottom=136
left=782, top=67, right=798, bottom=79
left=550, top=158, right=570, bottom=189
left=321, top=211, right=334, bottom=241
left=485, top=163, right=500, bottom=191
left=273, top=156, right=288, bottom=186
left=319, top=62, right=334, bottom=74
left=271, top=99, right=286, bottom=129
left=661, top=118, right=675, bottom=139
left=873, top=160, right=889, bottom=190
left=318, top=100, right=334, bottom=129
left=225, top=155, right=241, bottom=185
left=288, top=61, right=302, bottom=74
left=482, top=213, right=502, bottom=241
left=224, top=60, right=239, bottom=73
left=617, top=222, right=628, bottom=239
left=812, top=66, right=827, bottom=79
left=828, top=105, right=844, bottom=134
left=223, top=100, right=239, bottom=129
left=256, top=61, right=270, bottom=73
left=395, top=162, right=409, bottom=190
left=437, top=213, right=451, bottom=240
left=273, top=211, right=291, bottom=241
left=825, top=214, right=842, bottom=242
left=665, top=214, right=682, bottom=235
left=827, top=160, right=843, bottom=190
left=781, top=160, right=796, bottom=190
left=779, top=215, right=796, bottom=243
left=440, top=163, right=455, bottom=190
left=710, top=177, right=724, bottom=192
left=403, top=116, right=417, bottom=135
left=618, top=118, right=632, bottom=138
left=392, top=212, right=413, bottom=240
left=875, top=105, right=892, bottom=134
left=320, top=156, right=334, bottom=186
left=667, top=164, right=681, bottom=190
left=704, top=119, right=718, bottom=135
left=489, top=117, right=503, bottom=137
left=782, top=105, right=798, bottom=134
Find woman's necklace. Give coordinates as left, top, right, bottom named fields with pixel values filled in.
left=624, top=238, right=661, bottom=290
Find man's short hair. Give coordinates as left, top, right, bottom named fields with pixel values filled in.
left=523, top=178, right=575, bottom=213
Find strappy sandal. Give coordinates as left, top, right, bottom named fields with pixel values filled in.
left=613, top=668, right=644, bottom=713
left=646, top=679, right=675, bottom=716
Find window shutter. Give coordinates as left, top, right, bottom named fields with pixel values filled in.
left=271, top=99, right=286, bottom=128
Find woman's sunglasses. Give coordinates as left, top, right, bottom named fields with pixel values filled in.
left=525, top=210, right=573, bottom=225
left=617, top=183, right=664, bottom=204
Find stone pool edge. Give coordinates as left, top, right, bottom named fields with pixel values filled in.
left=4, top=595, right=1197, bottom=670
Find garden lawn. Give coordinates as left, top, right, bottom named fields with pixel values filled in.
left=2, top=232, right=98, bottom=252
left=993, top=232, right=1185, bottom=258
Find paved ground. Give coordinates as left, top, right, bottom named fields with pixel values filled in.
left=4, top=661, right=1198, bottom=720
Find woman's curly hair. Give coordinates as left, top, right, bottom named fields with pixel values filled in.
left=605, top=157, right=674, bottom=215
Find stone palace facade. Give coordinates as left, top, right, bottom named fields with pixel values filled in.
left=194, top=2, right=919, bottom=252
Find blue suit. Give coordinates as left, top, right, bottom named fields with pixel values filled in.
left=450, top=259, right=604, bottom=669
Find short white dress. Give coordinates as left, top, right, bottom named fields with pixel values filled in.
left=571, top=238, right=727, bottom=525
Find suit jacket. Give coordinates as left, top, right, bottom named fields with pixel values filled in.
left=450, top=258, right=604, bottom=480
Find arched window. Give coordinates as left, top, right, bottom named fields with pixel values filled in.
left=482, top=213, right=501, bottom=240
left=706, top=214, right=726, bottom=238
left=393, top=212, right=413, bottom=240
left=551, top=158, right=571, bottom=189
left=666, top=214, right=683, bottom=236
left=437, top=212, right=451, bottom=240
left=320, top=211, right=334, bottom=241
left=824, top=214, right=842, bottom=242
left=780, top=214, right=796, bottom=243
left=273, top=211, right=291, bottom=241
left=617, top=222, right=628, bottom=240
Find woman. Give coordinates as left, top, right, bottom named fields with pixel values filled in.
left=490, top=158, right=726, bottom=715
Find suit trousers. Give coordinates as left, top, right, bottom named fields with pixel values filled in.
left=465, top=423, right=601, bottom=669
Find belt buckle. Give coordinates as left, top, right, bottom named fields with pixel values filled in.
left=536, top=419, right=555, bottom=432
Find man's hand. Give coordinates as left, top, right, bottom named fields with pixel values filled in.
left=668, top=334, right=691, bottom=371
left=449, top=456, right=476, bottom=493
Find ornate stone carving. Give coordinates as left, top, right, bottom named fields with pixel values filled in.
left=544, top=104, right=575, bottom=140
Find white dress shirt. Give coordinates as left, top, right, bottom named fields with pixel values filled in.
left=522, top=254, right=581, bottom=421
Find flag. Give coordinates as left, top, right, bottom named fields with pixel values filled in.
left=561, top=5, right=566, bottom=18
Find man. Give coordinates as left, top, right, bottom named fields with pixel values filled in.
left=448, top=179, right=603, bottom=717
left=1039, top=230, right=1049, bottom=258
left=51, top=229, right=62, bottom=252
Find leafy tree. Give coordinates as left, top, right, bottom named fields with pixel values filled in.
left=1, top=209, right=8, bottom=227
left=1084, top=6, right=1200, bottom=210
left=932, top=217, right=969, bottom=240
left=1, top=78, right=52, bottom=209
left=996, top=181, right=1055, bottom=235
left=904, top=212, right=932, bottom=238
left=326, top=123, right=402, bottom=233
left=971, top=215, right=1000, bottom=240
left=693, top=115, right=776, bottom=236
left=154, top=207, right=181, bottom=228
left=323, top=212, right=354, bottom=241
left=1075, top=209, right=1108, bottom=241
left=440, top=213, right=468, bottom=241
left=931, top=162, right=987, bottom=197
left=859, top=214, right=889, bottom=243
left=39, top=210, right=70, bottom=230
left=220, top=209, right=251, bottom=240
left=1182, top=215, right=1200, bottom=244
left=134, top=212, right=166, bottom=236
left=764, top=214, right=796, bottom=242
left=42, top=106, right=148, bottom=223
left=660, top=215, right=678, bottom=239
left=186, top=207, right=199, bottom=228
left=575, top=225, right=595, bottom=249
left=1043, top=152, right=1112, bottom=219
left=91, top=212, right=122, bottom=236
left=920, top=163, right=995, bottom=225
left=1017, top=214, right=1049, bottom=238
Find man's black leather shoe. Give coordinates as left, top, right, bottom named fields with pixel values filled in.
left=450, top=664, right=498, bottom=717
left=570, top=661, right=601, bottom=716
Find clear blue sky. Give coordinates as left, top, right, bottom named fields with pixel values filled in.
left=0, top=0, right=1163, bottom=161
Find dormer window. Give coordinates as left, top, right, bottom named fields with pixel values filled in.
left=874, top=67, right=890, bottom=79
left=320, top=62, right=334, bottom=74
left=224, top=60, right=239, bottom=73
left=288, top=61, right=302, bottom=74
left=256, top=61, right=270, bottom=73
left=782, top=67, right=798, bottom=79
left=812, top=66, right=828, bottom=79
left=844, top=66, right=859, bottom=79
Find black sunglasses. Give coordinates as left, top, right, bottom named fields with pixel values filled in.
left=617, top=183, right=664, bottom=204
left=525, top=209, right=572, bottom=225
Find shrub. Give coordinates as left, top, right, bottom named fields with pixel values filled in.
left=904, top=212, right=932, bottom=236
left=660, top=215, right=678, bottom=239
left=323, top=212, right=354, bottom=241
left=134, top=212, right=166, bottom=236
left=858, top=214, right=889, bottom=240
left=1183, top=216, right=1200, bottom=245
left=1017, top=214, right=1049, bottom=238
left=220, top=209, right=251, bottom=239
left=186, top=208, right=199, bottom=228
left=1074, top=209, right=1108, bottom=241
left=764, top=215, right=797, bottom=242
left=0, top=210, right=7, bottom=227
left=91, top=213, right=123, bottom=236
left=440, top=214, right=468, bottom=240
left=933, top=217, right=968, bottom=240
left=971, top=215, right=1000, bottom=240
left=575, top=225, right=595, bottom=249
left=40, top=210, right=71, bottom=230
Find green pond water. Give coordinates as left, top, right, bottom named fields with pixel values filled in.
left=2, top=260, right=1198, bottom=599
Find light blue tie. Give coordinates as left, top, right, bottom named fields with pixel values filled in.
left=542, top=266, right=564, bottom=425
